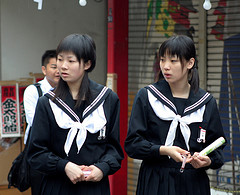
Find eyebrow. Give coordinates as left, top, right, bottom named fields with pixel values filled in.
left=58, top=54, right=75, bottom=59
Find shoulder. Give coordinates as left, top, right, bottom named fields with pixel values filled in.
left=37, top=95, right=50, bottom=105
left=195, top=88, right=214, bottom=103
left=89, top=79, right=119, bottom=101
left=186, top=88, right=215, bottom=114
left=137, top=87, right=148, bottom=96
left=132, top=88, right=148, bottom=105
left=34, top=96, right=51, bottom=112
left=24, top=84, right=39, bottom=97
left=145, top=80, right=171, bottom=97
left=107, top=89, right=119, bottom=100
left=38, top=78, right=52, bottom=94
left=141, top=80, right=170, bottom=98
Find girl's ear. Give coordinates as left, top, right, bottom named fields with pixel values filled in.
left=84, top=60, right=91, bottom=71
left=187, top=58, right=195, bottom=70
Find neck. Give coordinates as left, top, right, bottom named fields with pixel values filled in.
left=169, top=82, right=190, bottom=99
left=46, top=78, right=56, bottom=88
left=68, top=82, right=81, bottom=100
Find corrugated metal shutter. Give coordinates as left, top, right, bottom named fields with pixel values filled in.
left=128, top=0, right=200, bottom=194
left=206, top=0, right=240, bottom=193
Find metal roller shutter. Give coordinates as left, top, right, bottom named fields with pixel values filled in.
left=128, top=0, right=200, bottom=194
left=206, top=0, right=240, bottom=193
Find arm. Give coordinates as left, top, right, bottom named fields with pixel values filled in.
left=27, top=97, right=70, bottom=175
left=190, top=98, right=226, bottom=169
left=125, top=88, right=166, bottom=160
left=23, top=85, right=39, bottom=126
left=125, top=88, right=191, bottom=162
left=92, top=91, right=124, bottom=178
left=23, top=85, right=39, bottom=143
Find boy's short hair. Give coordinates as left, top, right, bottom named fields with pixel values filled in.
left=41, top=50, right=57, bottom=67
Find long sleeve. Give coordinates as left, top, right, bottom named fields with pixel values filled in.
left=124, top=88, right=162, bottom=160
left=23, top=77, right=53, bottom=144
left=203, top=98, right=226, bottom=169
left=27, top=90, right=124, bottom=178
left=94, top=91, right=124, bottom=177
left=27, top=97, right=69, bottom=175
left=23, top=84, right=40, bottom=144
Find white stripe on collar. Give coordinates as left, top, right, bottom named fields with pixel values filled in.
left=148, top=85, right=177, bottom=112
left=48, top=86, right=109, bottom=119
left=83, top=86, right=108, bottom=117
left=49, top=99, right=106, bottom=156
left=48, top=91, right=80, bottom=122
left=147, top=90, right=205, bottom=150
left=149, top=84, right=210, bottom=114
left=184, top=92, right=210, bottom=113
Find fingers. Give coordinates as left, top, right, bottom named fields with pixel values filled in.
left=84, top=165, right=103, bottom=182
left=189, top=153, right=211, bottom=168
left=65, top=162, right=86, bottom=184
left=160, top=146, right=191, bottom=162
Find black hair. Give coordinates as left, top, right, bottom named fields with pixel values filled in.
left=41, top=49, right=57, bottom=67
left=158, top=35, right=199, bottom=93
left=54, top=34, right=96, bottom=108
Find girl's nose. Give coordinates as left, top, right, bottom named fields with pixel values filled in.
left=61, top=61, right=68, bottom=69
left=163, top=61, right=170, bottom=70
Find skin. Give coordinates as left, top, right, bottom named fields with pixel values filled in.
left=159, top=53, right=211, bottom=168
left=57, top=51, right=104, bottom=184
left=41, top=58, right=60, bottom=87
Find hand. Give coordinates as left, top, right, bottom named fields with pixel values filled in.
left=65, top=162, right=85, bottom=184
left=84, top=165, right=103, bottom=182
left=190, top=152, right=211, bottom=169
left=159, top=146, right=190, bottom=163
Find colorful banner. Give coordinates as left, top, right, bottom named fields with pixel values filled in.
left=0, top=84, right=20, bottom=137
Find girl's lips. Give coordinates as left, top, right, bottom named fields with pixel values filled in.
left=164, top=73, right=171, bottom=78
left=61, top=73, right=68, bottom=77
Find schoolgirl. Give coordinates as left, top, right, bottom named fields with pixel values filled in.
left=124, top=35, right=226, bottom=195
left=27, top=34, right=124, bottom=195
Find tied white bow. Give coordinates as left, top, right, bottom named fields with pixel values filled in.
left=49, top=100, right=106, bottom=156
left=148, top=90, right=205, bottom=150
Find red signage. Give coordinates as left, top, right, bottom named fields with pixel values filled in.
left=0, top=84, right=20, bottom=137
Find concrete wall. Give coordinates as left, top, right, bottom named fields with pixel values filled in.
left=0, top=0, right=107, bottom=85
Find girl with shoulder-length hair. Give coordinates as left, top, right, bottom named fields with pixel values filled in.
left=158, top=35, right=199, bottom=93
left=125, top=35, right=226, bottom=195
left=27, top=33, right=124, bottom=195
left=54, top=34, right=96, bottom=107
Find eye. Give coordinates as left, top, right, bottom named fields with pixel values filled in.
left=171, top=59, right=179, bottom=63
left=57, top=58, right=63, bottom=62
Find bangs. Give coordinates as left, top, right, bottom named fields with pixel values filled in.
left=56, top=34, right=96, bottom=72
left=56, top=34, right=85, bottom=62
left=159, top=38, right=184, bottom=60
left=159, top=35, right=195, bottom=62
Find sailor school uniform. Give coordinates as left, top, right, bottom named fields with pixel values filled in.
left=124, top=80, right=226, bottom=195
left=27, top=80, right=124, bottom=195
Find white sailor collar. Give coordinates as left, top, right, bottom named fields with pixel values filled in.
left=46, top=85, right=111, bottom=156
left=49, top=99, right=106, bottom=156
left=146, top=80, right=212, bottom=116
left=146, top=81, right=212, bottom=150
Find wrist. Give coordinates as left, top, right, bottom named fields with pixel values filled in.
left=159, top=146, right=168, bottom=155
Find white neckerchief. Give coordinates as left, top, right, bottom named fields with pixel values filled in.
left=49, top=100, right=106, bottom=156
left=147, top=90, right=205, bottom=150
